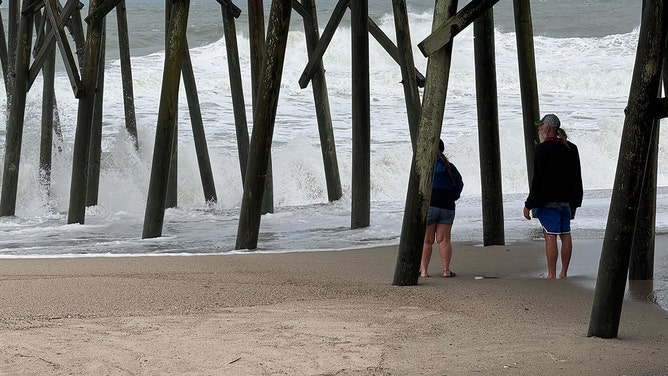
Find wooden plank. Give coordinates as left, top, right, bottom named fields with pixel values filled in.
left=84, top=0, right=121, bottom=24
left=216, top=0, right=241, bottom=18
left=418, top=0, right=500, bottom=57
left=41, top=0, right=82, bottom=97
left=298, top=0, right=349, bottom=88
left=27, top=0, right=80, bottom=87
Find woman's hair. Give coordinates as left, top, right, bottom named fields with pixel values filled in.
left=555, top=127, right=572, bottom=148
left=556, top=127, right=568, bottom=143
left=437, top=139, right=455, bottom=183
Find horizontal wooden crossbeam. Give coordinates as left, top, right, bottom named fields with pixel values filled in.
left=216, top=0, right=242, bottom=18
left=418, top=0, right=500, bottom=57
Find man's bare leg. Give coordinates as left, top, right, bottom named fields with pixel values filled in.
left=559, top=233, right=572, bottom=279
left=544, top=232, right=559, bottom=279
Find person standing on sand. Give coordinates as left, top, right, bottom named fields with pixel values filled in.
left=523, top=114, right=583, bottom=279
left=420, top=139, right=464, bottom=278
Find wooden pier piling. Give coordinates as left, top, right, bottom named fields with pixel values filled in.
left=0, top=3, right=33, bottom=216
left=393, top=0, right=457, bottom=286
left=218, top=0, right=250, bottom=185
left=67, top=0, right=105, bottom=224
left=629, top=33, right=668, bottom=281
left=300, top=0, right=342, bottom=202
left=513, top=0, right=540, bottom=184
left=38, top=15, right=57, bottom=192
left=247, top=0, right=274, bottom=215
left=588, top=0, right=666, bottom=339
left=391, top=0, right=422, bottom=151
left=182, top=39, right=218, bottom=203
left=116, top=0, right=138, bottom=149
left=235, top=0, right=292, bottom=250
left=474, top=8, right=505, bottom=246
left=85, top=21, right=106, bottom=207
left=350, top=0, right=370, bottom=229
left=142, top=0, right=190, bottom=238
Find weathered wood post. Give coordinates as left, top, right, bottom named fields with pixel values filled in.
left=629, top=28, right=668, bottom=280
left=394, top=0, right=498, bottom=284
left=391, top=0, right=422, bottom=151
left=39, top=17, right=57, bottom=192
left=628, top=120, right=658, bottom=280
left=235, top=0, right=292, bottom=250
left=247, top=0, right=264, bottom=103
left=299, top=0, right=343, bottom=202
left=182, top=39, right=217, bottom=203
left=513, top=0, right=540, bottom=185
left=6, top=0, right=20, bottom=105
left=393, top=0, right=457, bottom=286
left=0, top=0, right=33, bottom=216
left=67, top=0, right=105, bottom=224
left=142, top=0, right=190, bottom=238
left=116, top=0, right=138, bottom=149
left=0, top=5, right=10, bottom=94
left=65, top=0, right=85, bottom=68
left=474, top=8, right=505, bottom=246
left=165, top=0, right=178, bottom=209
left=588, top=0, right=666, bottom=338
left=350, top=0, right=370, bottom=229
left=218, top=0, right=250, bottom=184
left=86, top=20, right=106, bottom=207
left=247, top=0, right=274, bottom=214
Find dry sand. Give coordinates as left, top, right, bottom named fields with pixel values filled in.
left=0, top=241, right=666, bottom=375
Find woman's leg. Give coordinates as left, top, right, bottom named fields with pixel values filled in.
left=420, top=224, right=436, bottom=277
left=436, top=223, right=453, bottom=276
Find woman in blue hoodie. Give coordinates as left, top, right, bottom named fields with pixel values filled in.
left=420, top=140, right=464, bottom=278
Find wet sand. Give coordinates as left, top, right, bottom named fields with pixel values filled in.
left=0, top=241, right=666, bottom=375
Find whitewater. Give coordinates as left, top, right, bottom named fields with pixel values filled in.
left=0, top=0, right=665, bottom=281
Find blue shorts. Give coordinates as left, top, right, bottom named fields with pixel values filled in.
left=427, top=207, right=455, bottom=225
left=535, top=206, right=571, bottom=235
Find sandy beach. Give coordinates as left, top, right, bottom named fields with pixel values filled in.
left=0, top=241, right=666, bottom=375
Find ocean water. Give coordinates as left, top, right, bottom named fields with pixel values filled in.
left=0, top=1, right=666, bottom=306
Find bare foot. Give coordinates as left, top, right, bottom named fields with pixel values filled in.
left=443, top=270, right=456, bottom=278
left=419, top=271, right=429, bottom=278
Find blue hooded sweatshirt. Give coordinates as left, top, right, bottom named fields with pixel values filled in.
left=430, top=157, right=464, bottom=210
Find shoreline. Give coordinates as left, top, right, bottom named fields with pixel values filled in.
left=1, top=241, right=667, bottom=375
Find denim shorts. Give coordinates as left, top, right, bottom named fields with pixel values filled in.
left=535, top=205, right=572, bottom=235
left=427, top=207, right=455, bottom=225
